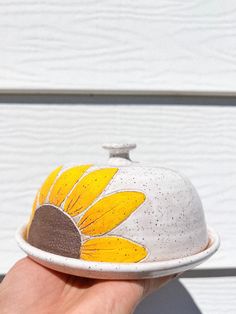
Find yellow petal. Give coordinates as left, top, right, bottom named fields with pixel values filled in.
left=39, top=166, right=63, bottom=205
left=80, top=236, right=147, bottom=263
left=64, top=168, right=118, bottom=216
left=79, top=191, right=145, bottom=236
left=26, top=191, right=39, bottom=238
left=49, top=165, right=91, bottom=207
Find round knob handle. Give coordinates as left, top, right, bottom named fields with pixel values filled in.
left=102, top=143, right=136, bottom=163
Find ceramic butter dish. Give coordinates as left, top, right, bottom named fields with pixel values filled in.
left=16, top=144, right=219, bottom=279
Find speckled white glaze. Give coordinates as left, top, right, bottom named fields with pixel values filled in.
left=79, top=144, right=208, bottom=261
left=69, top=162, right=208, bottom=262
left=99, top=166, right=208, bottom=261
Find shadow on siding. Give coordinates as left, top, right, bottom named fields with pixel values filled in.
left=0, top=94, right=236, bottom=106
left=135, top=279, right=202, bottom=314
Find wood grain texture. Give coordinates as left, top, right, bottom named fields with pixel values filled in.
left=136, top=278, right=236, bottom=314
left=0, top=104, right=236, bottom=273
left=1, top=1, right=236, bottom=94
left=180, top=278, right=236, bottom=314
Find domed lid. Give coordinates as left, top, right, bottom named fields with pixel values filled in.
left=26, top=143, right=208, bottom=263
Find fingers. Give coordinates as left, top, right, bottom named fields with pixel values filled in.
left=139, top=275, right=174, bottom=298
left=139, top=271, right=184, bottom=298
left=94, top=275, right=174, bottom=314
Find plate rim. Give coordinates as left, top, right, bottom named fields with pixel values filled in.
left=16, top=224, right=220, bottom=274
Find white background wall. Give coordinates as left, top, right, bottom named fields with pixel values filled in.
left=1, top=0, right=236, bottom=94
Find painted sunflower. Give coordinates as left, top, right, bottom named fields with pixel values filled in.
left=27, top=165, right=148, bottom=263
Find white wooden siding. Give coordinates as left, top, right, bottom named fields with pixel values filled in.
left=0, top=102, right=235, bottom=314
left=1, top=0, right=236, bottom=94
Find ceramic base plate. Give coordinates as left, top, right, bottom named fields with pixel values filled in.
left=16, top=225, right=220, bottom=280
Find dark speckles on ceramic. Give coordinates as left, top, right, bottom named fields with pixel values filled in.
left=102, top=165, right=208, bottom=262
left=26, top=144, right=209, bottom=264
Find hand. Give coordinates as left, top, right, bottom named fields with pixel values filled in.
left=0, top=258, right=173, bottom=314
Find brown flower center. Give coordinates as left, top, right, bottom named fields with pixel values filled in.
left=28, top=205, right=81, bottom=258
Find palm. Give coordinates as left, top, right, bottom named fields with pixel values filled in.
left=0, top=258, right=171, bottom=314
